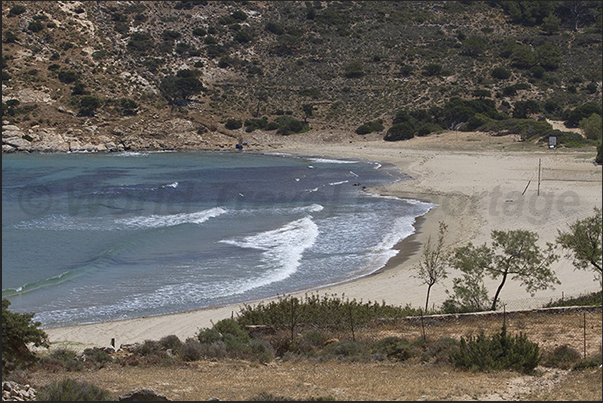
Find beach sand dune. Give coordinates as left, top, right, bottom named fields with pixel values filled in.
left=43, top=131, right=602, bottom=351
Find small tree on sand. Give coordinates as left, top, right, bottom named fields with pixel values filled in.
left=413, top=221, right=449, bottom=313
left=448, top=229, right=559, bottom=311
left=556, top=207, right=602, bottom=287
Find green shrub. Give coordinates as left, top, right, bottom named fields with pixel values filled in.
left=214, top=318, right=251, bottom=344
left=384, top=122, right=415, bottom=141
left=78, top=96, right=101, bottom=117
left=450, top=326, right=541, bottom=374
left=198, top=327, right=223, bottom=344
left=37, top=348, right=82, bottom=372
left=421, top=337, right=461, bottom=364
left=492, top=66, right=512, bottom=79
left=58, top=70, right=79, bottom=84
left=571, top=352, right=602, bottom=370
left=180, top=338, right=203, bottom=361
left=417, top=122, right=443, bottom=136
left=423, top=63, right=442, bottom=76
left=541, top=130, right=587, bottom=148
left=478, top=118, right=552, bottom=140
left=3, top=30, right=19, bottom=43
left=356, top=119, right=384, bottom=135
left=28, top=21, right=45, bottom=33
left=343, top=60, right=364, bottom=78
left=370, top=337, right=416, bottom=361
left=8, top=5, right=27, bottom=16
left=126, top=32, right=155, bottom=55
left=274, top=116, right=305, bottom=135
left=579, top=113, right=602, bottom=141
left=265, top=21, right=285, bottom=35
left=159, top=334, right=182, bottom=352
left=198, top=341, right=229, bottom=359
left=132, top=340, right=168, bottom=359
left=225, top=118, right=243, bottom=130
left=248, top=339, right=275, bottom=363
left=82, top=348, right=112, bottom=368
left=36, top=378, right=114, bottom=401
left=321, top=340, right=366, bottom=361
left=541, top=345, right=582, bottom=369
left=563, top=102, right=602, bottom=128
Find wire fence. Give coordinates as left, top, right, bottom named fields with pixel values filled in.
left=354, top=305, right=602, bottom=359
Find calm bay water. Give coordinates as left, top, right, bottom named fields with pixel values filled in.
left=2, top=151, right=433, bottom=327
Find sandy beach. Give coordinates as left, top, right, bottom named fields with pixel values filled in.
left=43, top=131, right=602, bottom=351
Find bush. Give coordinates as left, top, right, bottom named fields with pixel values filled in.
left=36, top=378, right=114, bottom=401
left=563, top=103, right=602, bottom=128
left=159, top=334, right=182, bottom=353
left=82, top=348, right=112, bottom=368
left=384, top=122, right=415, bottom=141
left=355, top=119, right=384, bottom=135
left=248, top=339, right=275, bottom=363
left=423, top=63, right=442, bottom=76
left=28, top=21, right=45, bottom=33
left=370, top=337, right=416, bottom=361
left=541, top=345, right=582, bottom=369
left=132, top=340, right=169, bottom=360
left=579, top=113, right=602, bottom=140
left=321, top=340, right=366, bottom=361
left=450, top=326, right=541, bottom=374
left=78, top=96, right=101, bottom=117
left=180, top=338, right=203, bottom=361
left=3, top=30, right=19, bottom=43
left=265, top=21, right=285, bottom=35
left=37, top=348, right=82, bottom=372
left=126, top=32, right=155, bottom=55
left=58, top=70, right=79, bottom=84
left=343, top=60, right=364, bottom=78
left=421, top=337, right=461, bottom=364
left=213, top=318, right=251, bottom=344
left=492, top=67, right=511, bottom=79
left=274, top=116, right=305, bottom=135
left=8, top=5, right=26, bottom=16
left=571, top=352, right=602, bottom=370
left=225, top=118, right=243, bottom=130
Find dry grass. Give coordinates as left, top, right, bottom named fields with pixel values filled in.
left=25, top=309, right=602, bottom=401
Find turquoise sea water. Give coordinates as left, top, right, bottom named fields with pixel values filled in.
left=2, top=151, right=433, bottom=327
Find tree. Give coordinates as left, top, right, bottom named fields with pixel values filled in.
left=541, top=14, right=561, bottom=34
left=413, top=222, right=449, bottom=313
left=556, top=207, right=602, bottom=286
left=78, top=96, right=101, bottom=117
left=159, top=70, right=205, bottom=105
left=449, top=230, right=560, bottom=311
left=2, top=298, right=49, bottom=375
left=302, top=103, right=314, bottom=123
left=579, top=113, right=602, bottom=141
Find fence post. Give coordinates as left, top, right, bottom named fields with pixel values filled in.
left=583, top=311, right=587, bottom=359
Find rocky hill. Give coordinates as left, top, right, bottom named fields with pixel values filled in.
left=2, top=1, right=602, bottom=152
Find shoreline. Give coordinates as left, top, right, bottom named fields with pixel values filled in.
left=41, top=134, right=602, bottom=351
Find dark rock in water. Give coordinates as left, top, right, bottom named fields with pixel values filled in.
left=118, top=388, right=170, bottom=401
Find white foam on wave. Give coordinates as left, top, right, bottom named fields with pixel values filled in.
left=329, top=180, right=349, bottom=186
left=115, top=207, right=227, bottom=229
left=220, top=216, right=319, bottom=291
left=306, top=157, right=358, bottom=164
left=19, top=207, right=228, bottom=231
left=230, top=203, right=324, bottom=216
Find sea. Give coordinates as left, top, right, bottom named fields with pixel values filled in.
left=2, top=151, right=434, bottom=328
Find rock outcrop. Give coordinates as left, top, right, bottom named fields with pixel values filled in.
left=2, top=381, right=37, bottom=401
